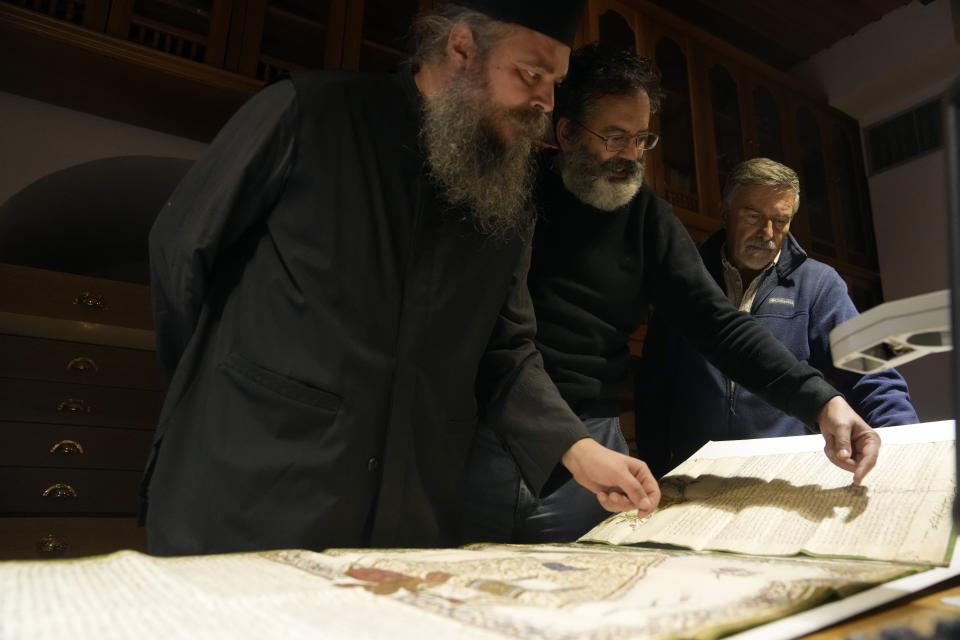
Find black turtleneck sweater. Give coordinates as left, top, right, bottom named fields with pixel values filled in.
left=528, top=156, right=838, bottom=424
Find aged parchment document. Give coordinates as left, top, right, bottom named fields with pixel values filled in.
left=581, top=440, right=956, bottom=566
left=0, top=545, right=916, bottom=640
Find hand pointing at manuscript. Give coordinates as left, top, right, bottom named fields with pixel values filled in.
left=816, top=396, right=882, bottom=485
left=562, top=438, right=661, bottom=517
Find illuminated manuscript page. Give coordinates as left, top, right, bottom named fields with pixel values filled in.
left=0, top=545, right=915, bottom=640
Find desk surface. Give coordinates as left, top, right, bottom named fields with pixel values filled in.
left=800, top=576, right=960, bottom=639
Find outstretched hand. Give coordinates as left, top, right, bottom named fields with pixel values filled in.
left=817, top=396, right=882, bottom=485
left=561, top=438, right=661, bottom=516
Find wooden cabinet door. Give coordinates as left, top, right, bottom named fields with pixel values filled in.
left=234, top=0, right=348, bottom=81
left=829, top=117, right=880, bottom=271
left=104, top=0, right=234, bottom=66
left=746, top=79, right=791, bottom=165
left=699, top=51, right=749, bottom=218
left=586, top=0, right=647, bottom=54
left=787, top=101, right=842, bottom=261
left=4, top=0, right=111, bottom=30
left=645, top=23, right=712, bottom=238
left=340, top=0, right=432, bottom=72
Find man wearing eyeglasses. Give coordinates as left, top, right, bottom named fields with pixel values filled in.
left=462, top=44, right=883, bottom=544
left=637, top=158, right=917, bottom=478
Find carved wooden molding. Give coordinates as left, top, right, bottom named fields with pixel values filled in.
left=0, top=4, right=261, bottom=141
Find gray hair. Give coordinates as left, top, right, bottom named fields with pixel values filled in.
left=722, top=158, right=801, bottom=215
left=411, top=4, right=514, bottom=68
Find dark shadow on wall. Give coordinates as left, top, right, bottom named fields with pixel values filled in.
left=0, top=155, right=194, bottom=284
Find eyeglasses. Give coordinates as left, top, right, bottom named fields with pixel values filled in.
left=575, top=122, right=660, bottom=152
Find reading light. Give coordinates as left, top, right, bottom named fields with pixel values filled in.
left=830, top=289, right=951, bottom=374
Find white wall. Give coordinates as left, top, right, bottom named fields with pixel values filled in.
left=869, top=150, right=952, bottom=421
left=792, top=0, right=960, bottom=422
left=0, top=91, right=206, bottom=205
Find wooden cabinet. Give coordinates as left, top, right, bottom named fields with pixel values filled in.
left=0, top=517, right=147, bottom=559
left=0, top=264, right=160, bottom=560
left=0, top=0, right=891, bottom=287
left=349, top=0, right=426, bottom=72
left=748, top=82, right=791, bottom=165
left=0, top=0, right=430, bottom=140
left=238, top=0, right=345, bottom=81
left=6, top=0, right=431, bottom=77
left=791, top=103, right=841, bottom=258
left=104, top=0, right=233, bottom=65
left=829, top=118, right=879, bottom=271
left=586, top=0, right=646, bottom=53
left=3, top=0, right=110, bottom=29
left=704, top=57, right=747, bottom=207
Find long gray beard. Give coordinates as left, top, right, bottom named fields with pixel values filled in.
left=560, top=139, right=645, bottom=211
left=422, top=68, right=548, bottom=239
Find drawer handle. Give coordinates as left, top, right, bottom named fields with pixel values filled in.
left=37, top=534, right=68, bottom=556
left=50, top=440, right=85, bottom=456
left=73, top=291, right=108, bottom=311
left=58, top=398, right=91, bottom=413
left=66, top=357, right=99, bottom=373
left=42, top=483, right=78, bottom=499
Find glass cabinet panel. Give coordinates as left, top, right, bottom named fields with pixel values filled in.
left=752, top=85, right=786, bottom=162
left=256, top=0, right=330, bottom=81
left=133, top=0, right=210, bottom=35
left=598, top=9, right=636, bottom=53
left=358, top=0, right=419, bottom=72
left=833, top=122, right=877, bottom=268
left=709, top=64, right=743, bottom=198
left=119, top=0, right=217, bottom=62
left=655, top=36, right=698, bottom=212
left=5, top=0, right=108, bottom=29
left=796, top=107, right=835, bottom=256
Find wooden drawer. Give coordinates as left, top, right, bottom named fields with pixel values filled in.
left=0, top=516, right=146, bottom=560
left=0, top=377, right=160, bottom=429
left=0, top=467, right=142, bottom=514
left=0, top=421, right=153, bottom=471
left=0, top=334, right=161, bottom=390
left=0, top=263, right=153, bottom=330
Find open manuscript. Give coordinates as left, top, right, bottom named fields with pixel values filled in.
left=1, top=423, right=955, bottom=640
left=581, top=435, right=956, bottom=567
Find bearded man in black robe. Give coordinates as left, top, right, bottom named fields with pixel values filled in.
left=144, top=1, right=661, bottom=555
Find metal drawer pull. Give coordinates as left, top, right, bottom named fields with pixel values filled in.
left=73, top=291, right=108, bottom=310
left=66, top=357, right=99, bottom=373
left=37, top=534, right=67, bottom=556
left=50, top=440, right=84, bottom=456
left=57, top=398, right=91, bottom=413
left=42, top=483, right=78, bottom=499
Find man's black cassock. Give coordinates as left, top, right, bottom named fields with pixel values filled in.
left=144, top=69, right=590, bottom=554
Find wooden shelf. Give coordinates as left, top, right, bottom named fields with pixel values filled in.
left=265, top=3, right=327, bottom=31
left=129, top=14, right=210, bottom=43
left=150, top=0, right=211, bottom=19
left=0, top=3, right=261, bottom=141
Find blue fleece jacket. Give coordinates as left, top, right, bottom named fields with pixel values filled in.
left=638, top=230, right=918, bottom=477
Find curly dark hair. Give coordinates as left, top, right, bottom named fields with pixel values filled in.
left=555, top=43, right=663, bottom=124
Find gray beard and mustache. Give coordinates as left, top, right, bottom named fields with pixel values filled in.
left=560, top=139, right=645, bottom=211
left=422, top=65, right=549, bottom=239
left=740, top=238, right=778, bottom=269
